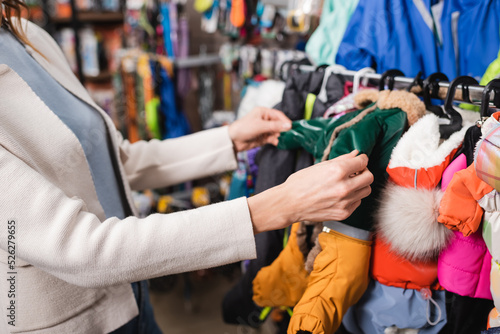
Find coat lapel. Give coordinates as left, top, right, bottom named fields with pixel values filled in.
left=7, top=19, right=139, bottom=217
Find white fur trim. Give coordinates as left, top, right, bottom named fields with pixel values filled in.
left=389, top=113, right=468, bottom=169
left=457, top=107, right=481, bottom=128
left=375, top=183, right=453, bottom=261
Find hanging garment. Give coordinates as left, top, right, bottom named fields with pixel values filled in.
left=375, top=113, right=469, bottom=264
left=222, top=228, right=289, bottom=328
left=134, top=67, right=148, bottom=140
left=290, top=228, right=372, bottom=334
left=481, top=49, right=500, bottom=85
left=169, top=2, right=179, bottom=58
left=440, top=0, right=500, bottom=79
left=227, top=147, right=260, bottom=199
left=304, top=0, right=360, bottom=66
left=236, top=80, right=286, bottom=120
left=353, top=113, right=477, bottom=334
left=442, top=290, right=494, bottom=334
left=160, top=3, right=175, bottom=58
left=335, top=0, right=442, bottom=77
left=226, top=79, right=285, bottom=200
left=343, top=280, right=447, bottom=334
left=230, top=0, right=246, bottom=27
left=255, top=70, right=345, bottom=194
left=176, top=16, right=192, bottom=98
left=273, top=70, right=346, bottom=120
left=198, top=67, right=215, bottom=127
left=438, top=165, right=500, bottom=312
left=438, top=124, right=493, bottom=301
left=122, top=68, right=141, bottom=143
left=275, top=90, right=426, bottom=333
left=253, top=222, right=310, bottom=308
left=154, top=59, right=190, bottom=138
left=460, top=48, right=500, bottom=111
left=194, top=0, right=214, bottom=13
left=475, top=112, right=500, bottom=192
left=323, top=81, right=372, bottom=119
left=223, top=70, right=344, bottom=329
left=137, top=54, right=162, bottom=140
left=439, top=208, right=493, bottom=300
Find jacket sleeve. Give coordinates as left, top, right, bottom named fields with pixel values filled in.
left=438, top=165, right=495, bottom=236
left=0, top=144, right=256, bottom=288
left=326, top=110, right=408, bottom=161
left=118, top=126, right=238, bottom=191
left=277, top=118, right=332, bottom=153
left=335, top=0, right=386, bottom=70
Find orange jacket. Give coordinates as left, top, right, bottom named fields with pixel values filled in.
left=438, top=165, right=495, bottom=236
left=373, top=114, right=466, bottom=290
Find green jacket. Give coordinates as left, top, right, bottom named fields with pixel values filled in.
left=277, top=106, right=408, bottom=231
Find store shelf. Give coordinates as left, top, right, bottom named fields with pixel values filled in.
left=83, top=71, right=114, bottom=82
left=51, top=11, right=124, bottom=25
left=173, top=54, right=221, bottom=69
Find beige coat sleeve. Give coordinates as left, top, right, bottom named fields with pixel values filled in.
left=118, top=126, right=238, bottom=190
left=0, top=144, right=256, bottom=288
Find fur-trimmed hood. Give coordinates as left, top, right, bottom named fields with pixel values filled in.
left=374, top=112, right=477, bottom=261
left=389, top=114, right=467, bottom=170
left=354, top=89, right=426, bottom=126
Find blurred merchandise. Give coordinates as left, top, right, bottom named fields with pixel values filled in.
left=56, top=28, right=78, bottom=72
left=80, top=27, right=100, bottom=76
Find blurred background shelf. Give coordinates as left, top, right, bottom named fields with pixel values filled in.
left=51, top=11, right=124, bottom=25
left=84, top=71, right=113, bottom=82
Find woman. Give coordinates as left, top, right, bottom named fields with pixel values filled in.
left=0, top=5, right=373, bottom=333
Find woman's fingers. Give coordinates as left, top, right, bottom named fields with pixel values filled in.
left=331, top=153, right=369, bottom=178
left=344, top=184, right=372, bottom=204
left=344, top=167, right=374, bottom=193
left=261, top=107, right=291, bottom=123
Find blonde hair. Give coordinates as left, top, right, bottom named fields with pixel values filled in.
left=1, top=0, right=44, bottom=55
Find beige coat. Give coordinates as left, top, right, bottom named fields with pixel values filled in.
left=0, top=19, right=256, bottom=333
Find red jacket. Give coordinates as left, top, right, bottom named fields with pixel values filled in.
left=373, top=114, right=466, bottom=290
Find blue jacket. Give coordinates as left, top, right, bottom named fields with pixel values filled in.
left=336, top=0, right=500, bottom=79
left=335, top=0, right=441, bottom=77
left=440, top=0, right=500, bottom=79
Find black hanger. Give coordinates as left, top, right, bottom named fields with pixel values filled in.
left=378, top=69, right=405, bottom=91
left=315, top=64, right=330, bottom=72
left=279, top=58, right=311, bottom=81
left=406, top=71, right=423, bottom=92
left=480, top=79, right=500, bottom=118
left=441, top=76, right=478, bottom=139
left=422, top=72, right=449, bottom=117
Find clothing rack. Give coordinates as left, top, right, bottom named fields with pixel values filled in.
left=173, top=54, right=220, bottom=69
left=299, top=65, right=497, bottom=106
left=118, top=50, right=220, bottom=69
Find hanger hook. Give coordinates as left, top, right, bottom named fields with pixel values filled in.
left=440, top=76, right=478, bottom=139
left=378, top=69, right=405, bottom=90
left=422, top=72, right=449, bottom=117
left=406, top=71, right=423, bottom=92
left=316, top=64, right=347, bottom=102
left=480, top=78, right=500, bottom=118
left=353, top=67, right=375, bottom=94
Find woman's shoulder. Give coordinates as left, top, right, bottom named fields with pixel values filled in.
left=11, top=17, right=71, bottom=69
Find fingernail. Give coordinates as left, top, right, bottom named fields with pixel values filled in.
left=282, top=122, right=291, bottom=130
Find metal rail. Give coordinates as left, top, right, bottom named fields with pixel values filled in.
left=298, top=66, right=493, bottom=104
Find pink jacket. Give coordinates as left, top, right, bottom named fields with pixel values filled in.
left=438, top=159, right=494, bottom=300
left=438, top=230, right=492, bottom=299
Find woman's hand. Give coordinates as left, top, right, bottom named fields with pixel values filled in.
left=228, top=107, right=292, bottom=152
left=247, top=151, right=374, bottom=234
